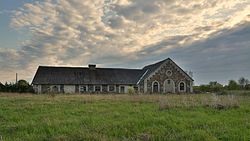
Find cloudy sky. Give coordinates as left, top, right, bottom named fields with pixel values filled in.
left=0, top=0, right=250, bottom=85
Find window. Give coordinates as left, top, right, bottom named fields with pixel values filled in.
left=166, top=70, right=172, bottom=76
left=167, top=80, right=171, bottom=84
left=120, top=86, right=125, bottom=93
left=102, top=85, right=108, bottom=92
left=60, top=85, right=64, bottom=93
left=95, top=85, right=101, bottom=92
left=88, top=85, right=94, bottom=92
left=134, top=86, right=138, bottom=91
left=108, top=85, right=115, bottom=92
left=152, top=81, right=159, bottom=93
left=180, top=82, right=185, bottom=91
left=80, top=85, right=87, bottom=93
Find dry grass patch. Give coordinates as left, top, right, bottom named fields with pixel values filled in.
left=159, top=94, right=240, bottom=110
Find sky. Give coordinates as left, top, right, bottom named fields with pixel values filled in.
left=0, top=0, right=250, bottom=85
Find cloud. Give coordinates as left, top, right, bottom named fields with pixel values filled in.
left=0, top=0, right=250, bottom=83
left=161, top=22, right=250, bottom=85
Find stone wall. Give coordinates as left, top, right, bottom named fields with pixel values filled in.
left=140, top=61, right=193, bottom=93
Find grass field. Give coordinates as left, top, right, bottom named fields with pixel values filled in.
left=0, top=92, right=249, bottom=141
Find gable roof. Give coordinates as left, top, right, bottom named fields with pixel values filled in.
left=136, top=59, right=167, bottom=84
left=32, top=66, right=144, bottom=85
left=138, top=58, right=193, bottom=83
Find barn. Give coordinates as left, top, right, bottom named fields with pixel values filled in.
left=32, top=58, right=194, bottom=94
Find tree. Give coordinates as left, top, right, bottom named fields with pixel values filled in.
left=238, top=77, right=246, bottom=89
left=208, top=81, right=223, bottom=92
left=246, top=79, right=249, bottom=84
left=0, top=80, right=33, bottom=93
left=4, top=82, right=11, bottom=92
left=246, top=84, right=250, bottom=90
left=0, top=82, right=5, bottom=92
left=17, top=80, right=30, bottom=93
left=194, top=81, right=224, bottom=93
left=245, top=79, right=249, bottom=90
left=198, top=85, right=210, bottom=92
left=227, top=80, right=240, bottom=90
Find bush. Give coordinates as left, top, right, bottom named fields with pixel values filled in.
left=128, top=87, right=135, bottom=95
left=245, top=84, right=250, bottom=90
left=240, top=91, right=250, bottom=96
left=227, top=80, right=240, bottom=90
left=216, top=90, right=228, bottom=95
left=0, top=80, right=34, bottom=93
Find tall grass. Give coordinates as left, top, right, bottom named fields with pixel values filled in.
left=159, top=94, right=240, bottom=110
left=0, top=92, right=249, bottom=141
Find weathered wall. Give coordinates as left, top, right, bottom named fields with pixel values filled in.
left=64, top=85, right=76, bottom=93
left=142, top=61, right=193, bottom=93
left=33, top=85, right=41, bottom=93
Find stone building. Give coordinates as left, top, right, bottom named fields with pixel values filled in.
left=32, top=58, right=193, bottom=94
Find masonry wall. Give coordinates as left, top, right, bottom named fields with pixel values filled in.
left=142, top=61, right=193, bottom=93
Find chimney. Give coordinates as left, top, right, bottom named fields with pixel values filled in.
left=89, top=64, right=96, bottom=70
left=16, top=73, right=18, bottom=84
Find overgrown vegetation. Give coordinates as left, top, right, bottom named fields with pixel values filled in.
left=128, top=86, right=136, bottom=95
left=194, top=77, right=250, bottom=94
left=0, top=80, right=33, bottom=93
left=158, top=94, right=240, bottom=110
left=0, top=93, right=249, bottom=141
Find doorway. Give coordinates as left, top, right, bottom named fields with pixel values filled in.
left=164, top=79, right=175, bottom=93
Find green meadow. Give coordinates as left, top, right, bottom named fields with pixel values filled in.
left=0, top=92, right=249, bottom=141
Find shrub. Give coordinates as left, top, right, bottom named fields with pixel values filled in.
left=216, top=90, right=228, bottom=95
left=241, top=91, right=250, bottom=96
left=128, top=87, right=135, bottom=95
left=245, top=84, right=250, bottom=90
left=227, top=80, right=240, bottom=90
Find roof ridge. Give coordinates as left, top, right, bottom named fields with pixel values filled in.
left=39, top=66, right=142, bottom=71
left=142, top=58, right=170, bottom=69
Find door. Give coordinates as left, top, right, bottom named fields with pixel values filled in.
left=164, top=79, right=175, bottom=93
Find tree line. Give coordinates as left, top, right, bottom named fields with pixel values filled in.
left=0, top=80, right=33, bottom=93
left=194, top=77, right=250, bottom=93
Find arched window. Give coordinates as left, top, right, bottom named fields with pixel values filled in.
left=179, top=82, right=185, bottom=92
left=152, top=81, right=159, bottom=93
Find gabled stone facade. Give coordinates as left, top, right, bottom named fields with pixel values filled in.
left=138, top=59, right=193, bottom=93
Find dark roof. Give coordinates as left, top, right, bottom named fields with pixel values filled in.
left=142, top=59, right=167, bottom=76
left=32, top=66, right=144, bottom=85
left=135, top=59, right=167, bottom=84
